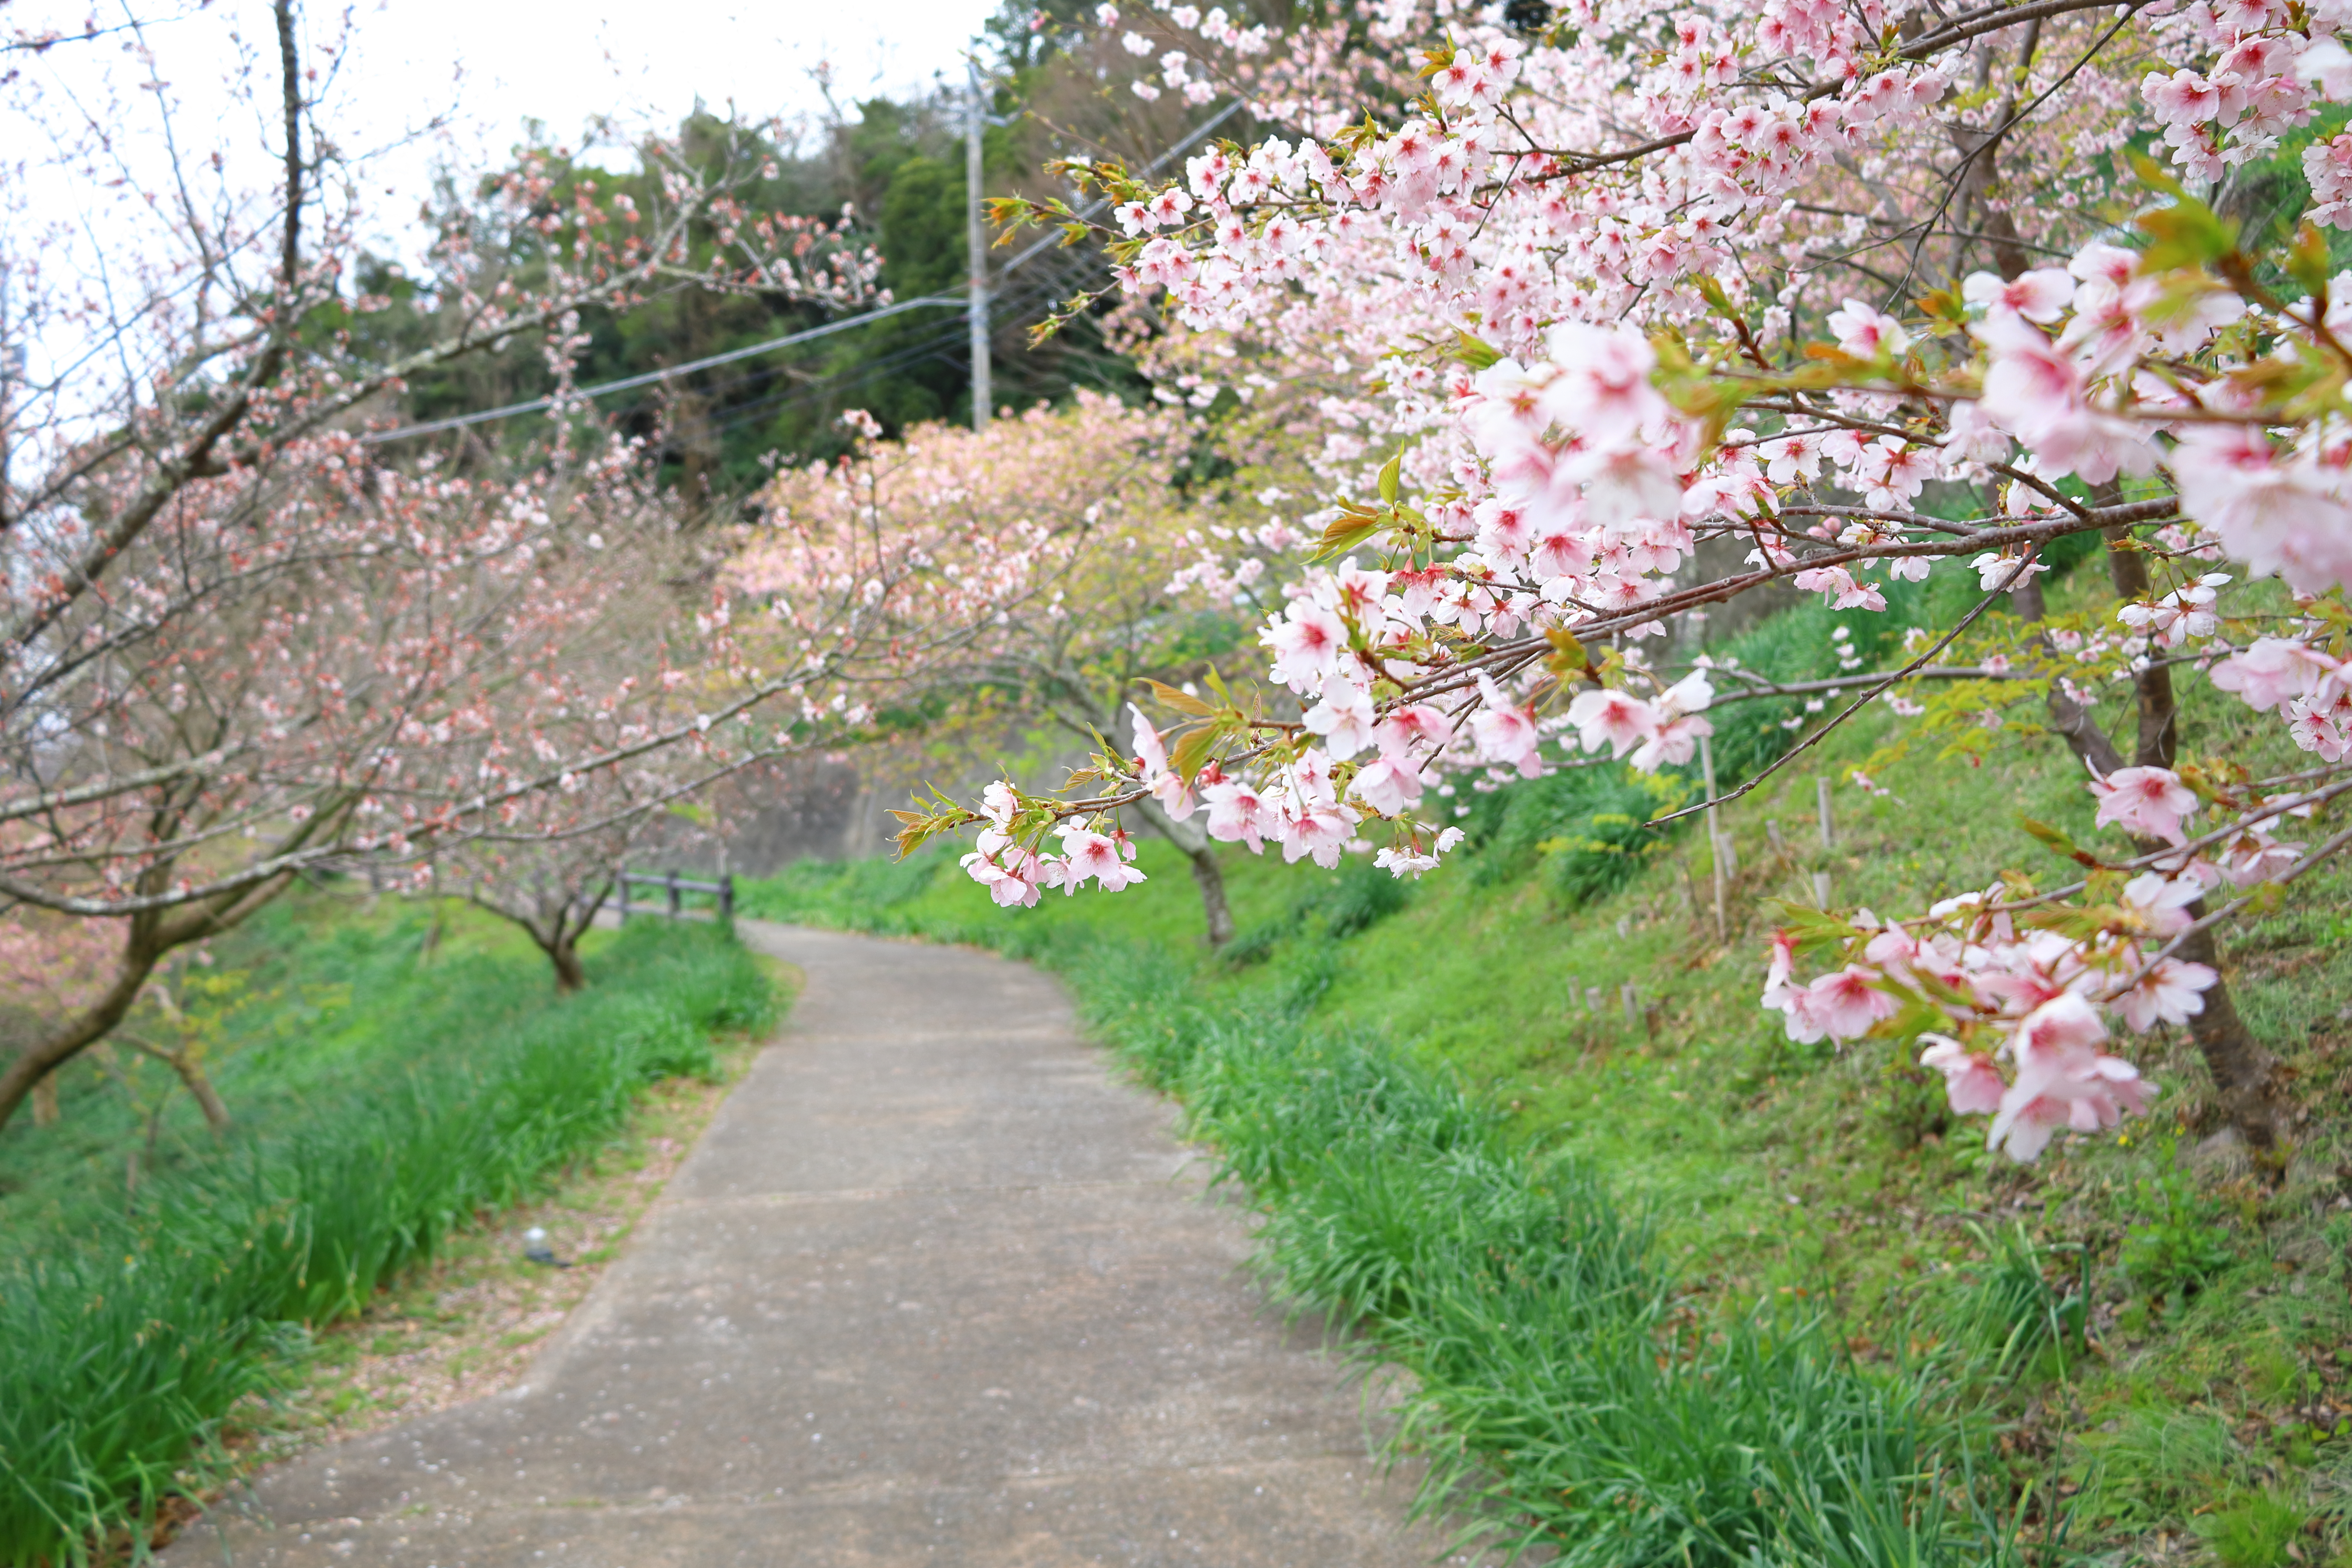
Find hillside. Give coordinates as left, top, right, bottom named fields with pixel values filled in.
left=743, top=566, right=2352, bottom=1565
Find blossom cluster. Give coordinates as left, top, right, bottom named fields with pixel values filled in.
left=1764, top=747, right=2338, bottom=1159
left=919, top=0, right=2352, bottom=1163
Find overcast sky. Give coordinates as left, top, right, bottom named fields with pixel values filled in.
left=4, top=0, right=1006, bottom=250
left=0, top=0, right=1007, bottom=401
left=335, top=0, right=1008, bottom=145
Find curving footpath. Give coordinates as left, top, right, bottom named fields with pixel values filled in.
left=173, top=921, right=1447, bottom=1566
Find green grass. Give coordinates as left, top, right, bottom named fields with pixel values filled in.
left=740, top=558, right=2352, bottom=1562
left=0, top=895, right=778, bottom=1566
left=1108, top=941, right=1991, bottom=1565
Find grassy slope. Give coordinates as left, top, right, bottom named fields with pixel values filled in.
left=0, top=894, right=780, bottom=1566
left=2, top=897, right=579, bottom=1223
left=745, top=568, right=2352, bottom=1566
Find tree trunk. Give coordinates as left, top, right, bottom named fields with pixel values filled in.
left=2021, top=533, right=2286, bottom=1162
left=1186, top=845, right=1236, bottom=949
left=130, top=1040, right=233, bottom=1135
left=1131, top=795, right=1233, bottom=949
left=2169, top=922, right=2281, bottom=1154
left=0, top=943, right=162, bottom=1135
left=0, top=868, right=295, bottom=1136
left=543, top=933, right=587, bottom=993
left=2104, top=524, right=2181, bottom=768
left=176, top=1055, right=233, bottom=1135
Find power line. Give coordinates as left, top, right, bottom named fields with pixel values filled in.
left=361, top=293, right=964, bottom=443
left=701, top=266, right=1090, bottom=443
left=359, top=100, right=1251, bottom=446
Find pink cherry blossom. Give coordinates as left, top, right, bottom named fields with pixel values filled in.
left=1278, top=800, right=1360, bottom=868
left=1962, top=268, right=2076, bottom=323
left=1920, top=1035, right=2009, bottom=1115
left=2120, top=873, right=2202, bottom=936
left=1263, top=601, right=1350, bottom=687
left=1203, top=778, right=1274, bottom=852
left=1986, top=994, right=2156, bottom=1162
left=2115, top=957, right=2218, bottom=1031
left=2171, top=427, right=2352, bottom=596
left=1803, top=966, right=1898, bottom=1041
left=1826, top=298, right=1911, bottom=357
left=1537, top=322, right=1667, bottom=440
left=1349, top=755, right=1426, bottom=815
left=2090, top=766, right=2199, bottom=845
left=963, top=840, right=1046, bottom=908
left=1303, top=674, right=1378, bottom=759
left=1128, top=704, right=1199, bottom=819
left=2208, top=636, right=2345, bottom=711
left=1469, top=678, right=1544, bottom=775
left=1565, top=689, right=1660, bottom=759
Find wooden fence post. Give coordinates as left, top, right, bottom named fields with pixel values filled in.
left=666, top=870, right=681, bottom=917
left=720, top=873, right=735, bottom=920
left=1818, top=776, right=1834, bottom=850
left=617, top=875, right=630, bottom=924
left=1699, top=732, right=1727, bottom=943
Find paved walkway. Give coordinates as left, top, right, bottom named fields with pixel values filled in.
left=175, top=922, right=1444, bottom=1566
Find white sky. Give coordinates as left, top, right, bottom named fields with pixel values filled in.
left=0, top=0, right=1004, bottom=386
left=4, top=0, right=1006, bottom=249
left=336, top=0, right=1007, bottom=152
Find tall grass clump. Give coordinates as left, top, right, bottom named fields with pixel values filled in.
left=0, top=916, right=775, bottom=1566
left=1068, top=934, right=1980, bottom=1565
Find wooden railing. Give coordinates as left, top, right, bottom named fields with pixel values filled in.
left=612, top=869, right=735, bottom=922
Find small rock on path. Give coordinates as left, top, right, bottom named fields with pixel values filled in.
left=173, top=921, right=1448, bottom=1566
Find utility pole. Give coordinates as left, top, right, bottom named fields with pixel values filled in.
left=965, top=63, right=991, bottom=432
left=0, top=265, right=21, bottom=536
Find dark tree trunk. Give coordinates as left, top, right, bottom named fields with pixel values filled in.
left=2020, top=532, right=2286, bottom=1162
left=2104, top=524, right=2182, bottom=768
left=178, top=1056, right=233, bottom=1135
left=0, top=868, right=295, bottom=1136
left=470, top=884, right=608, bottom=993
left=1131, top=795, right=1233, bottom=949
left=0, top=940, right=163, bottom=1135
left=1187, top=845, right=1235, bottom=950
left=2169, top=922, right=2281, bottom=1153
left=545, top=935, right=588, bottom=993
left=130, top=1038, right=234, bottom=1135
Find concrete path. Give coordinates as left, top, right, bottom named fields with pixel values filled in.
left=174, top=922, right=1447, bottom=1567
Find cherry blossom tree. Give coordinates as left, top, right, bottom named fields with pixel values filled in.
left=0, top=424, right=784, bottom=1131
left=430, top=523, right=770, bottom=992
left=0, top=3, right=876, bottom=1130
left=446, top=818, right=646, bottom=994
left=730, top=396, right=1287, bottom=944
left=893, top=0, right=2352, bottom=1168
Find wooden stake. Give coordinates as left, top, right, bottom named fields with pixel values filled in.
left=1700, top=731, right=1727, bottom=943
left=1817, top=776, right=1834, bottom=850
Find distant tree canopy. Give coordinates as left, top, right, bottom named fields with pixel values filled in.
left=351, top=0, right=1275, bottom=505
